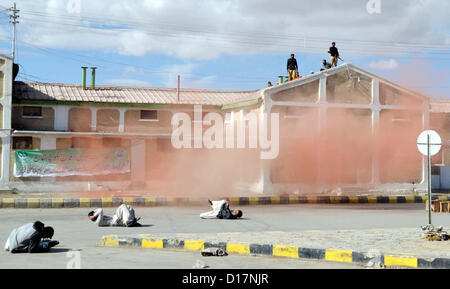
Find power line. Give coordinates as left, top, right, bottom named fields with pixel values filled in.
left=16, top=9, right=450, bottom=56
left=18, top=8, right=450, bottom=49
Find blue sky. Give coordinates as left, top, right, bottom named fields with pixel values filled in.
left=0, top=0, right=449, bottom=98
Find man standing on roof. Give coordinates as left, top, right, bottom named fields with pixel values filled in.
left=328, top=42, right=340, bottom=67
left=287, top=54, right=298, bottom=81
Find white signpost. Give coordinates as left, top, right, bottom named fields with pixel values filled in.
left=417, top=130, right=442, bottom=225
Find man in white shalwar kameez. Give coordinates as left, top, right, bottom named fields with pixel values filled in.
left=88, top=204, right=141, bottom=227
left=200, top=200, right=243, bottom=220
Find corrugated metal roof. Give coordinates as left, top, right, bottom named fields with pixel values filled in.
left=13, top=81, right=262, bottom=106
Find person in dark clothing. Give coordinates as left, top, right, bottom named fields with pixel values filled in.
left=287, top=54, right=298, bottom=81
left=4, top=221, right=59, bottom=253
left=321, top=59, right=332, bottom=71
left=328, top=42, right=340, bottom=67
left=200, top=200, right=243, bottom=219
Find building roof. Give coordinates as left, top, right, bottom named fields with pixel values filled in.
left=0, top=53, right=13, bottom=60
left=13, top=81, right=262, bottom=107
left=264, top=63, right=429, bottom=101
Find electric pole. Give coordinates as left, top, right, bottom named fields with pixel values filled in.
left=8, top=3, right=19, bottom=62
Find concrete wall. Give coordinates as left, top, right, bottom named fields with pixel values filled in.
left=97, top=109, right=120, bottom=132
left=69, top=108, right=91, bottom=132
left=271, top=80, right=319, bottom=103
left=326, top=71, right=371, bottom=104
left=0, top=54, right=12, bottom=184
left=10, top=137, right=41, bottom=182
left=380, top=83, right=424, bottom=106
left=378, top=109, right=423, bottom=183
left=0, top=71, right=3, bottom=99
left=12, top=106, right=55, bottom=131
left=124, top=110, right=173, bottom=133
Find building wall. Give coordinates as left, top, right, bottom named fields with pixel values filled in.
left=0, top=54, right=12, bottom=184
left=326, top=71, right=372, bottom=104
left=10, top=137, right=41, bottom=182
left=0, top=71, right=4, bottom=99
left=265, top=68, right=428, bottom=192
left=12, top=106, right=54, bottom=131
left=97, top=109, right=120, bottom=132
left=271, top=80, right=319, bottom=103
left=124, top=109, right=173, bottom=133
left=69, top=108, right=91, bottom=132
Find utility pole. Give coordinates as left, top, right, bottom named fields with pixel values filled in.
left=8, top=3, right=19, bottom=62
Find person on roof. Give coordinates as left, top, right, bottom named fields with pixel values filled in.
left=4, top=221, right=59, bottom=253
left=328, top=42, right=340, bottom=67
left=321, top=59, right=332, bottom=71
left=200, top=200, right=243, bottom=220
left=88, top=204, right=141, bottom=227
left=287, top=54, right=299, bottom=81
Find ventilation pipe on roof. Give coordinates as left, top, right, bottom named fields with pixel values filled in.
left=91, top=67, right=97, bottom=90
left=81, top=67, right=88, bottom=90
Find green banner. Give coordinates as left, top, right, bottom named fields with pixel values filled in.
left=14, top=148, right=130, bottom=177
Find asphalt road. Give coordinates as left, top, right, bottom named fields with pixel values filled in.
left=0, top=204, right=445, bottom=269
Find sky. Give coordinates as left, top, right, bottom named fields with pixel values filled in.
left=0, top=0, right=449, bottom=98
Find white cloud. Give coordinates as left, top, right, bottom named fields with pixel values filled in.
left=0, top=0, right=448, bottom=60
left=369, top=59, right=399, bottom=70
left=159, top=62, right=217, bottom=89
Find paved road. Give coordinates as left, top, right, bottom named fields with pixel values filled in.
left=0, top=204, right=445, bottom=269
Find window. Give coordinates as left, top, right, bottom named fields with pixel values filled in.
left=140, top=110, right=158, bottom=121
left=22, top=106, right=42, bottom=118
left=13, top=137, right=33, bottom=150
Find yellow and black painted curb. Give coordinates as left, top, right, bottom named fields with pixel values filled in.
left=100, top=235, right=450, bottom=269
left=0, top=195, right=448, bottom=209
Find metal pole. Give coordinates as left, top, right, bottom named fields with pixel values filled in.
left=9, top=3, right=20, bottom=62
left=91, top=67, right=97, bottom=90
left=428, top=134, right=432, bottom=225
left=81, top=67, right=87, bottom=90
left=177, top=75, right=180, bottom=102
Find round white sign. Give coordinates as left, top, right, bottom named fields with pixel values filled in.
left=417, top=130, right=442, bottom=156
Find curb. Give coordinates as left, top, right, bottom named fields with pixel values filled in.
left=100, top=235, right=450, bottom=269
left=0, top=195, right=448, bottom=209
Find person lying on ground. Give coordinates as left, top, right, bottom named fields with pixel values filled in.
left=200, top=200, right=243, bottom=220
left=4, top=221, right=59, bottom=253
left=88, top=204, right=142, bottom=227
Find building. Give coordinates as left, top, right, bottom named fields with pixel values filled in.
left=0, top=52, right=445, bottom=195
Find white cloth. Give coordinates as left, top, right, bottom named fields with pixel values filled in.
left=94, top=205, right=136, bottom=227
left=200, top=200, right=226, bottom=219
left=4, top=223, right=35, bottom=252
